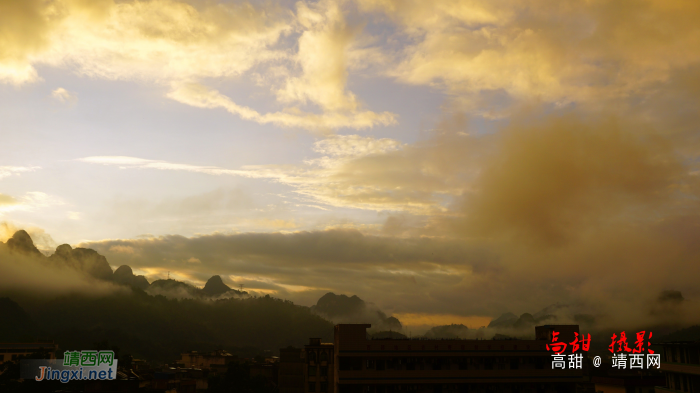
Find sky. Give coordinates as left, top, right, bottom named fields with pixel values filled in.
left=2, top=0, right=700, bottom=329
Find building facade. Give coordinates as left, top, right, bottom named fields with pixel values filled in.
left=280, top=347, right=306, bottom=393
left=332, top=324, right=591, bottom=393
left=305, top=337, right=335, bottom=393
left=657, top=341, right=700, bottom=393
left=177, top=349, right=237, bottom=370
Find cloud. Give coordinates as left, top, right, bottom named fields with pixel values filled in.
left=0, top=243, right=125, bottom=299
left=277, top=0, right=363, bottom=112
left=109, top=245, right=135, bottom=254
left=51, top=87, right=77, bottom=103
left=357, top=0, right=700, bottom=116
left=166, top=82, right=396, bottom=131
left=0, top=0, right=49, bottom=85
left=74, top=102, right=700, bottom=330
left=9, top=0, right=290, bottom=84
left=0, top=222, right=58, bottom=254
left=80, top=228, right=493, bottom=309
left=77, top=219, right=700, bottom=330
left=76, top=130, right=451, bottom=214
left=310, top=134, right=403, bottom=158
left=451, top=114, right=684, bottom=244
left=0, top=166, right=40, bottom=180
left=0, top=194, right=18, bottom=206
left=0, top=0, right=397, bottom=130
left=0, top=192, right=64, bottom=215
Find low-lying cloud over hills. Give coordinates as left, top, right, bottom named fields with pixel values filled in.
left=3, top=225, right=699, bottom=337
left=1, top=228, right=698, bottom=359
left=0, top=229, right=246, bottom=301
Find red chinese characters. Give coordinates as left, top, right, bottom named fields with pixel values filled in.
left=569, top=332, right=591, bottom=352
left=609, top=331, right=654, bottom=354
left=546, top=332, right=567, bottom=354
left=547, top=331, right=591, bottom=355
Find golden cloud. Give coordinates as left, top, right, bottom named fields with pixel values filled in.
left=358, top=0, right=700, bottom=115
left=0, top=0, right=397, bottom=130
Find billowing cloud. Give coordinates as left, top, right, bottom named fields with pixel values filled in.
left=0, top=0, right=396, bottom=130
left=0, top=243, right=123, bottom=299
left=0, top=0, right=288, bottom=84
left=357, top=0, right=700, bottom=117
left=0, top=223, right=59, bottom=253
left=278, top=0, right=363, bottom=112
left=74, top=105, right=700, bottom=330
left=78, top=218, right=700, bottom=330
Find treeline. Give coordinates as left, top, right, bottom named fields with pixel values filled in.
left=3, top=290, right=334, bottom=363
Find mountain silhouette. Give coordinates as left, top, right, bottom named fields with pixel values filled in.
left=5, top=230, right=43, bottom=257
left=488, top=312, right=518, bottom=328
left=113, top=265, right=149, bottom=290
left=202, top=275, right=231, bottom=297
left=49, top=244, right=114, bottom=281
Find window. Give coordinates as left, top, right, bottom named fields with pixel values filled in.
left=458, top=359, right=467, bottom=370
left=320, top=351, right=328, bottom=362
left=376, top=359, right=385, bottom=371
left=510, top=359, right=519, bottom=369
left=366, top=359, right=375, bottom=369
left=339, top=357, right=351, bottom=370
left=308, top=352, right=317, bottom=363
left=320, top=383, right=328, bottom=392
left=308, top=366, right=317, bottom=376
left=484, top=358, right=494, bottom=370
left=407, top=359, right=416, bottom=370
left=433, top=359, right=442, bottom=370
left=535, top=358, right=544, bottom=369
left=320, top=366, right=328, bottom=376
left=352, top=358, right=362, bottom=370
left=309, top=382, right=316, bottom=392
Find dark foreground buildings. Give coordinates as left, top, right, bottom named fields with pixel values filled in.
left=657, top=341, right=700, bottom=393
left=279, top=324, right=595, bottom=393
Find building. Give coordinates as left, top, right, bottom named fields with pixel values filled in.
left=331, top=324, right=593, bottom=393
left=251, top=361, right=279, bottom=386
left=656, top=341, right=700, bottom=393
left=590, top=361, right=664, bottom=393
left=306, top=337, right=335, bottom=393
left=0, top=342, right=58, bottom=364
left=280, top=347, right=305, bottom=393
left=177, top=349, right=237, bottom=370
